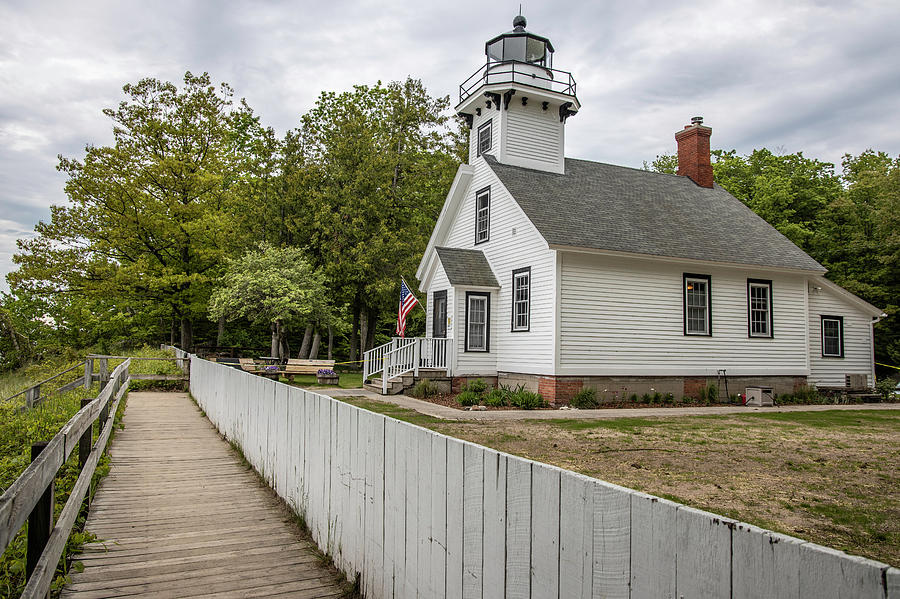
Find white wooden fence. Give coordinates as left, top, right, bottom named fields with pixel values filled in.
left=188, top=356, right=898, bottom=599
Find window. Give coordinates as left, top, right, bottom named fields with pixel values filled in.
left=748, top=279, right=773, bottom=338
left=684, top=274, right=712, bottom=336
left=511, top=267, right=531, bottom=332
left=475, top=187, right=490, bottom=244
left=477, top=120, right=492, bottom=157
left=466, top=292, right=490, bottom=352
left=432, top=290, right=447, bottom=338
left=821, top=316, right=844, bottom=357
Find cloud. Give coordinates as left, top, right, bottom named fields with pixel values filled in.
left=1, top=0, right=899, bottom=293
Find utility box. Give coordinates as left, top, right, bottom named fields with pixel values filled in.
left=746, top=387, right=774, bottom=407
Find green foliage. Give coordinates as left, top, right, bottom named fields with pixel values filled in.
left=643, top=153, right=679, bottom=174
left=410, top=378, right=439, bottom=399
left=484, top=388, right=508, bottom=407
left=457, top=390, right=481, bottom=407
left=640, top=393, right=652, bottom=404
left=706, top=384, right=719, bottom=403
left=664, top=392, right=675, bottom=404
left=506, top=385, right=546, bottom=410
left=875, top=377, right=898, bottom=400
left=460, top=378, right=488, bottom=394
left=629, top=394, right=639, bottom=403
left=570, top=387, right=599, bottom=409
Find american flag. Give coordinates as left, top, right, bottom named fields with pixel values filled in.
left=395, top=279, right=419, bottom=337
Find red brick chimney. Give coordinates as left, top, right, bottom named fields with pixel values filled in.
left=675, top=117, right=713, bottom=188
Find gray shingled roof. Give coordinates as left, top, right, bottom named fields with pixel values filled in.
left=435, top=247, right=500, bottom=287
left=485, top=155, right=825, bottom=272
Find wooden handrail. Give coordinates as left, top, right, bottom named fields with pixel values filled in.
left=1, top=361, right=86, bottom=404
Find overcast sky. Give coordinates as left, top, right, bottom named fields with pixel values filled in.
left=2, top=0, right=899, bottom=292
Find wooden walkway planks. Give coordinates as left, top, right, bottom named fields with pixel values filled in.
left=62, top=392, right=347, bottom=599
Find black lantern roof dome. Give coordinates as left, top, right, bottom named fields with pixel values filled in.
left=485, top=15, right=555, bottom=67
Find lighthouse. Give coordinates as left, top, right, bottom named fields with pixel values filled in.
left=456, top=15, right=579, bottom=174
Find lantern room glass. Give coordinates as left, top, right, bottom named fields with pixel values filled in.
left=486, top=34, right=551, bottom=68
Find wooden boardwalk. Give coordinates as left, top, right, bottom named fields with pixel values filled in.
left=62, top=391, right=347, bottom=599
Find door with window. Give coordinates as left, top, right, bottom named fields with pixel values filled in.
left=432, top=290, right=447, bottom=338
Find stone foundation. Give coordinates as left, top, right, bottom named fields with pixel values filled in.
left=497, top=372, right=808, bottom=406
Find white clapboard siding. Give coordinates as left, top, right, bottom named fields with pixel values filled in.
left=559, top=251, right=810, bottom=375
left=503, top=102, right=564, bottom=172
left=469, top=109, right=502, bottom=165
left=189, top=357, right=893, bottom=599
left=808, top=284, right=876, bottom=387
left=426, top=262, right=454, bottom=340
left=441, top=156, right=556, bottom=376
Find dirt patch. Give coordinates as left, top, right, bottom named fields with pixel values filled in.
left=426, top=411, right=900, bottom=566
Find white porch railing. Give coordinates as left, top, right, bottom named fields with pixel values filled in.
left=363, top=337, right=452, bottom=393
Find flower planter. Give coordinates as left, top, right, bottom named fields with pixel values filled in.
left=316, top=375, right=339, bottom=385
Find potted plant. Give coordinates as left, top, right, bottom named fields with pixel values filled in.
left=316, top=368, right=339, bottom=385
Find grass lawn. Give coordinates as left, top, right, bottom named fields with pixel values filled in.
left=338, top=398, right=900, bottom=566
left=281, top=371, right=363, bottom=389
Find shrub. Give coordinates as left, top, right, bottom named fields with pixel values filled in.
left=875, top=377, right=897, bottom=401
left=697, top=386, right=707, bottom=403
left=681, top=396, right=692, bottom=404
left=570, top=387, right=598, bottom=409
left=457, top=390, right=481, bottom=406
left=652, top=392, right=662, bottom=404
left=411, top=378, right=439, bottom=399
left=663, top=392, right=675, bottom=404
left=628, top=394, right=639, bottom=403
left=640, top=393, right=652, bottom=404
left=793, top=385, right=822, bottom=404
left=484, top=387, right=508, bottom=407
left=706, top=384, right=719, bottom=403
left=509, top=388, right=545, bottom=410
left=461, top=378, right=488, bottom=394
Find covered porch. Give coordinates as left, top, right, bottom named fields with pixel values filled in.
left=363, top=337, right=453, bottom=394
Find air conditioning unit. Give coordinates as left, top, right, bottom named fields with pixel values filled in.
left=745, top=387, right=774, bottom=407
left=846, top=374, right=868, bottom=389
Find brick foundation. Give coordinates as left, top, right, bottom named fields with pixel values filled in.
left=498, top=372, right=808, bottom=405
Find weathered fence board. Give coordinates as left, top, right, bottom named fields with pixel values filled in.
left=187, top=356, right=895, bottom=599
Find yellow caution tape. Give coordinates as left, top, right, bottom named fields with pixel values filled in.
left=876, top=362, right=900, bottom=370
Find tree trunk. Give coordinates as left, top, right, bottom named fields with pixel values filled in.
left=350, top=307, right=360, bottom=364
left=360, top=310, right=370, bottom=357
left=309, top=330, right=321, bottom=360
left=365, top=309, right=378, bottom=351
left=169, top=320, right=176, bottom=346
left=327, top=325, right=334, bottom=361
left=217, top=316, right=226, bottom=347
left=179, top=318, right=193, bottom=351
left=271, top=322, right=280, bottom=359
left=298, top=324, right=314, bottom=358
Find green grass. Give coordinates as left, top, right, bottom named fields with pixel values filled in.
left=739, top=409, right=900, bottom=428
left=335, top=396, right=443, bottom=427
left=543, top=417, right=663, bottom=433
left=281, top=372, right=363, bottom=389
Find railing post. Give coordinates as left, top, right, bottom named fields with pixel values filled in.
left=99, top=397, right=110, bottom=435
left=414, top=339, right=420, bottom=377
left=99, top=358, right=109, bottom=387
left=382, top=352, right=389, bottom=395
left=78, top=398, right=93, bottom=510
left=26, top=442, right=53, bottom=596
left=84, top=358, right=93, bottom=390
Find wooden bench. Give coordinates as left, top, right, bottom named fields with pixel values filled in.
left=283, top=359, right=336, bottom=383
left=238, top=358, right=258, bottom=373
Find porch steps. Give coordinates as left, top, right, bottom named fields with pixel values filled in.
left=364, top=370, right=452, bottom=396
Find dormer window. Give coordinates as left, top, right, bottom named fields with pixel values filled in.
left=477, top=120, right=492, bottom=156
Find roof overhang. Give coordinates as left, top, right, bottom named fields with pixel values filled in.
left=455, top=83, right=580, bottom=117
left=416, top=164, right=475, bottom=284
left=811, top=276, right=885, bottom=319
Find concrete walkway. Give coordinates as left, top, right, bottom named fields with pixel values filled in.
left=323, top=387, right=900, bottom=421
left=62, top=392, right=346, bottom=599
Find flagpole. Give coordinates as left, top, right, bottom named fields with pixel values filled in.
left=401, top=275, right=428, bottom=314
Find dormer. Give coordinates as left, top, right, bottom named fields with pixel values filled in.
left=456, top=15, right=579, bottom=174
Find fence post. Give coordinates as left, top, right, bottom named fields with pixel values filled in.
left=25, top=384, right=40, bottom=409
left=26, top=442, right=53, bottom=596
left=84, top=358, right=93, bottom=390
left=99, top=358, right=108, bottom=387
left=414, top=339, right=421, bottom=377
left=99, top=397, right=110, bottom=435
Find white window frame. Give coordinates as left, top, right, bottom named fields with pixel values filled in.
left=511, top=267, right=530, bottom=332
left=477, top=120, right=492, bottom=157
left=821, top=316, right=844, bottom=358
left=465, top=292, right=490, bottom=352
left=684, top=274, right=711, bottom=336
left=474, top=187, right=490, bottom=244
left=748, top=279, right=773, bottom=338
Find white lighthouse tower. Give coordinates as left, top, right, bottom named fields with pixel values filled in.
left=456, top=15, right=579, bottom=174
